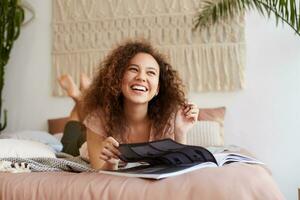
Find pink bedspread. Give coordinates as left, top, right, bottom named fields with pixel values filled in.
left=0, top=163, right=284, bottom=200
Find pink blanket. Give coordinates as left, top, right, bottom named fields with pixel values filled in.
left=0, top=163, right=284, bottom=200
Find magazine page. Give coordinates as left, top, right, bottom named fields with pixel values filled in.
left=103, top=139, right=220, bottom=179
left=99, top=161, right=218, bottom=179
left=213, top=152, right=264, bottom=166
left=118, top=139, right=217, bottom=166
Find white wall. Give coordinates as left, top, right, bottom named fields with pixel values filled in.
left=3, top=1, right=300, bottom=199
left=3, top=0, right=73, bottom=131
left=190, top=12, right=300, bottom=199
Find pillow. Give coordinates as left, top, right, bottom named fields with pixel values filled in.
left=187, top=121, right=222, bottom=146
left=53, top=133, right=63, bottom=141
left=187, top=107, right=226, bottom=147
left=198, top=107, right=225, bottom=142
left=48, top=117, right=69, bottom=134
left=0, top=139, right=56, bottom=158
left=0, top=130, right=63, bottom=152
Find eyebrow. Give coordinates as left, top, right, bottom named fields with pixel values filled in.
left=128, top=64, right=159, bottom=72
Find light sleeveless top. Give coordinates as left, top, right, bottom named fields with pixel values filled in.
left=79, top=110, right=176, bottom=160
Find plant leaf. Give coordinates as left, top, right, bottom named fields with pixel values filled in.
left=194, top=0, right=300, bottom=36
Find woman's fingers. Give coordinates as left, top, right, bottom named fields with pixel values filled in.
left=104, top=138, right=121, bottom=156
left=99, top=136, right=121, bottom=163
left=183, top=103, right=199, bottom=122
left=183, top=104, right=191, bottom=113
left=183, top=104, right=198, bottom=115
left=102, top=148, right=118, bottom=159
left=186, top=107, right=199, bottom=116
left=107, top=146, right=121, bottom=157
left=106, top=137, right=119, bottom=148
left=99, top=153, right=119, bottom=165
left=106, top=157, right=120, bottom=165
left=99, top=153, right=110, bottom=161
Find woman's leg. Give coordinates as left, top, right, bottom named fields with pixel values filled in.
left=77, top=73, right=92, bottom=121
left=58, top=74, right=91, bottom=157
left=80, top=73, right=92, bottom=91
left=61, top=120, right=87, bottom=156
left=69, top=105, right=80, bottom=121
left=58, top=74, right=91, bottom=121
left=58, top=74, right=81, bottom=102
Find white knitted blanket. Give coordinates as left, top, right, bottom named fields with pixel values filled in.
left=0, top=153, right=94, bottom=173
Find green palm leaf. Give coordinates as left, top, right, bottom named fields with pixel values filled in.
left=0, top=0, right=24, bottom=131
left=194, top=0, right=300, bottom=36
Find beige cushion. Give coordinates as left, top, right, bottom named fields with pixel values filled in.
left=198, top=107, right=226, bottom=141
left=187, top=121, right=223, bottom=146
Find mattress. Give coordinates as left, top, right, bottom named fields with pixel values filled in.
left=0, top=162, right=284, bottom=200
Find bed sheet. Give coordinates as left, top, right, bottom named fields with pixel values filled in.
left=0, top=162, right=284, bottom=200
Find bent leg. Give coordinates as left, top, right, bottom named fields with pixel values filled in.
left=58, top=74, right=81, bottom=101
left=58, top=73, right=91, bottom=122
left=61, top=121, right=86, bottom=156
left=80, top=73, right=92, bottom=91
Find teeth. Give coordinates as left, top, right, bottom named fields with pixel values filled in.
left=131, top=85, right=147, bottom=91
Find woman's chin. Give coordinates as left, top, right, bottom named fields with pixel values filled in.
left=125, top=96, right=154, bottom=105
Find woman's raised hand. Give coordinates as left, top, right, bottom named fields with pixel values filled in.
left=99, top=136, right=121, bottom=165
left=182, top=103, right=199, bottom=123
left=175, top=103, right=199, bottom=135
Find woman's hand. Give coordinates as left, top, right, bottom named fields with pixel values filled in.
left=174, top=103, right=199, bottom=143
left=99, top=137, right=121, bottom=166
left=87, top=129, right=121, bottom=170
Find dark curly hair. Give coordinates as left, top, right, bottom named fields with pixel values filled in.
left=83, top=39, right=186, bottom=141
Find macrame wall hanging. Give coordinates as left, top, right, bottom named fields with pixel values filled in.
left=52, top=0, right=245, bottom=96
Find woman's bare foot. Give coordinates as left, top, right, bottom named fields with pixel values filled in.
left=80, top=73, right=92, bottom=91
left=58, top=74, right=81, bottom=100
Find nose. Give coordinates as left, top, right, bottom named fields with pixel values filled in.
left=135, top=71, right=146, bottom=82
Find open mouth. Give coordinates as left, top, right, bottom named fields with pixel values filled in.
left=130, top=85, right=148, bottom=92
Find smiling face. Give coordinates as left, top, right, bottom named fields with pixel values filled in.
left=121, top=53, right=160, bottom=106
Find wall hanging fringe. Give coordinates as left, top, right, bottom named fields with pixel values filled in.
left=52, top=0, right=245, bottom=96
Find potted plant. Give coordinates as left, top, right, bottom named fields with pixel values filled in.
left=0, top=0, right=25, bottom=131
left=194, top=0, right=300, bottom=36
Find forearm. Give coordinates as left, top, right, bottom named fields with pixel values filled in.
left=174, top=103, right=199, bottom=145
left=87, top=130, right=120, bottom=170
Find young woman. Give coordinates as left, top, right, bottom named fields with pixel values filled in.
left=79, top=40, right=199, bottom=170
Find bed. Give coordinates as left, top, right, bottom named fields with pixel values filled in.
left=0, top=107, right=285, bottom=199
left=0, top=162, right=283, bottom=200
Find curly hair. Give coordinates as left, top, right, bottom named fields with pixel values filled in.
left=83, top=39, right=186, bottom=141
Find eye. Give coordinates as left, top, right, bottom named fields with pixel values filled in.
left=128, top=67, right=138, bottom=72
left=147, top=71, right=156, bottom=76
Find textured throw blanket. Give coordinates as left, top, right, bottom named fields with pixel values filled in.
left=0, top=146, right=243, bottom=173
left=0, top=152, right=95, bottom=173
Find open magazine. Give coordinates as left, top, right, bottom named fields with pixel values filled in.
left=99, top=139, right=263, bottom=179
